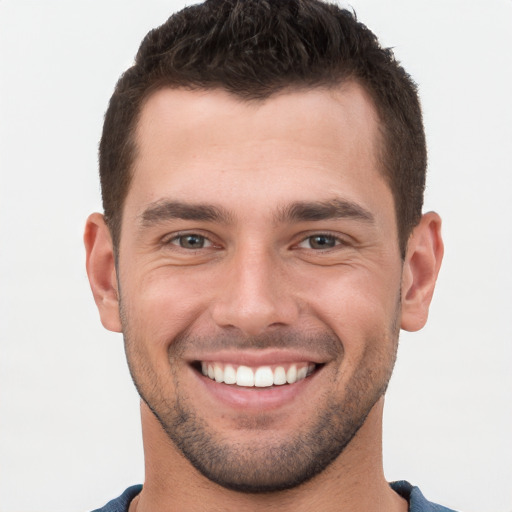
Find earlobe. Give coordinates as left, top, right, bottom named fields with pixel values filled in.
left=84, top=213, right=122, bottom=333
left=400, top=212, right=444, bottom=332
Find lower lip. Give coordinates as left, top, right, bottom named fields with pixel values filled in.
left=194, top=369, right=320, bottom=411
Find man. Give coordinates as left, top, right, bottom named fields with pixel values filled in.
left=84, top=0, right=449, bottom=510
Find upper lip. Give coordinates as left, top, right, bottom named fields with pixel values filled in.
left=186, top=349, right=328, bottom=367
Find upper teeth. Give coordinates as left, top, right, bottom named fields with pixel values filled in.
left=201, top=362, right=315, bottom=387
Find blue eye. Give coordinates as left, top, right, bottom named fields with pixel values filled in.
left=172, top=234, right=210, bottom=249
left=308, top=235, right=337, bottom=249
left=298, top=234, right=339, bottom=250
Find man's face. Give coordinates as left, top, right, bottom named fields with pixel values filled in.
left=116, top=84, right=403, bottom=492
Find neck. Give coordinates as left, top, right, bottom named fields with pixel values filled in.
left=132, top=398, right=407, bottom=512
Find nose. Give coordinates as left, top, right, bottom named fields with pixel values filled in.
left=210, top=243, right=300, bottom=336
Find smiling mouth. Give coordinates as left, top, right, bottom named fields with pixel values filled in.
left=193, top=361, right=319, bottom=388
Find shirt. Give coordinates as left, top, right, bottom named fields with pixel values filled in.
left=91, top=480, right=457, bottom=511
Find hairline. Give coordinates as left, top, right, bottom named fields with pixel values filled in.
left=110, top=79, right=406, bottom=257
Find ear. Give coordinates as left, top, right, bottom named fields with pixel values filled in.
left=84, top=213, right=122, bottom=332
left=400, top=212, right=444, bottom=332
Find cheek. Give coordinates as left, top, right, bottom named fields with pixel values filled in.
left=299, top=265, right=401, bottom=348
left=121, top=267, right=215, bottom=348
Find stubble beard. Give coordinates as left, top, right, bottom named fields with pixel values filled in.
left=121, top=310, right=400, bottom=493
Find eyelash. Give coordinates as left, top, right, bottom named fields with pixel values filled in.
left=162, top=231, right=348, bottom=252
left=163, top=232, right=215, bottom=250
left=295, top=233, right=347, bottom=251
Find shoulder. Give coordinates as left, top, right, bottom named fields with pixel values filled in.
left=90, top=485, right=143, bottom=512
left=390, top=481, right=459, bottom=512
left=92, top=482, right=458, bottom=511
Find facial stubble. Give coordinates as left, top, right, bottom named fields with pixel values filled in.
left=121, top=306, right=401, bottom=494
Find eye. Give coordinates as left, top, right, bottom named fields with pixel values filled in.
left=298, top=234, right=340, bottom=250
left=169, top=234, right=212, bottom=249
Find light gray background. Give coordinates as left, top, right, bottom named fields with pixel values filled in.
left=1, top=1, right=511, bottom=511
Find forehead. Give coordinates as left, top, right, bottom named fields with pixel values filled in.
left=135, top=83, right=380, bottom=166
left=127, top=84, right=391, bottom=225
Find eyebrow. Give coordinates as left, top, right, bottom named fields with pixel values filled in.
left=276, top=199, right=375, bottom=224
left=139, top=200, right=233, bottom=226
left=138, top=197, right=374, bottom=228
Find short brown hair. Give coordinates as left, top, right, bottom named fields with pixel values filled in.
left=99, top=0, right=426, bottom=256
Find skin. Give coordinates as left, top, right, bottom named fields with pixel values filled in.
left=85, top=83, right=443, bottom=511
